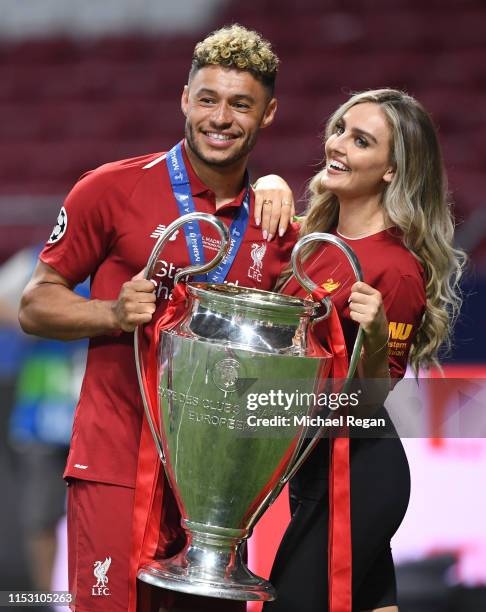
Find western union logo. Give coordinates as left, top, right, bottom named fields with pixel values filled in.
left=389, top=322, right=413, bottom=341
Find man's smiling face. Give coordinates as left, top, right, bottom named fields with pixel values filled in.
left=181, top=65, right=277, bottom=169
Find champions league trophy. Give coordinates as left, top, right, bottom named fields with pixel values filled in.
left=134, top=212, right=363, bottom=602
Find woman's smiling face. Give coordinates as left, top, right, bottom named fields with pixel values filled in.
left=321, top=102, right=395, bottom=200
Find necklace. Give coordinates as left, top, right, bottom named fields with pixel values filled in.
left=336, top=226, right=389, bottom=240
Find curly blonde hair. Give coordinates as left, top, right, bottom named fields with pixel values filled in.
left=299, top=89, right=466, bottom=372
left=191, top=24, right=279, bottom=95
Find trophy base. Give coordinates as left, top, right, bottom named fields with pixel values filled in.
left=137, top=543, right=276, bottom=602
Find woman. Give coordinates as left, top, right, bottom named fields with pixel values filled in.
left=255, top=89, right=465, bottom=612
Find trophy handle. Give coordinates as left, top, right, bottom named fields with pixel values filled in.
left=134, top=213, right=231, bottom=463
left=291, top=232, right=364, bottom=388
left=145, top=212, right=231, bottom=286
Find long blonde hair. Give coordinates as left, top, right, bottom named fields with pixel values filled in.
left=298, top=89, right=466, bottom=372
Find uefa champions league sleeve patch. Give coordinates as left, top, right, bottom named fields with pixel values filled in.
left=47, top=206, right=68, bottom=244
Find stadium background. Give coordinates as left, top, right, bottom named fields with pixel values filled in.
left=0, top=1, right=484, bottom=610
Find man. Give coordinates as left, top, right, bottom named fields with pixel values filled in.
left=19, top=25, right=296, bottom=611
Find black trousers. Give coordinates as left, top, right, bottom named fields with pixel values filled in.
left=264, top=410, right=410, bottom=612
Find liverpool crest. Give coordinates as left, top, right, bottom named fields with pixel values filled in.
left=247, top=243, right=267, bottom=283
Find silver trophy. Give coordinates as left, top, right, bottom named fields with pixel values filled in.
left=134, top=213, right=363, bottom=602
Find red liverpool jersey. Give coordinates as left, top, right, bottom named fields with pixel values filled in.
left=283, top=228, right=426, bottom=379
left=40, top=144, right=298, bottom=487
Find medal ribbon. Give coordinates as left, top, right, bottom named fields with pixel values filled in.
left=311, top=286, right=352, bottom=612
left=128, top=284, right=190, bottom=612
left=166, top=142, right=250, bottom=282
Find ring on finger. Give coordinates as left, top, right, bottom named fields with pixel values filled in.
left=262, top=199, right=273, bottom=206
left=282, top=200, right=292, bottom=207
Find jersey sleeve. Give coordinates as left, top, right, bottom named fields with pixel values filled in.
left=382, top=273, right=426, bottom=380
left=40, top=169, right=119, bottom=286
